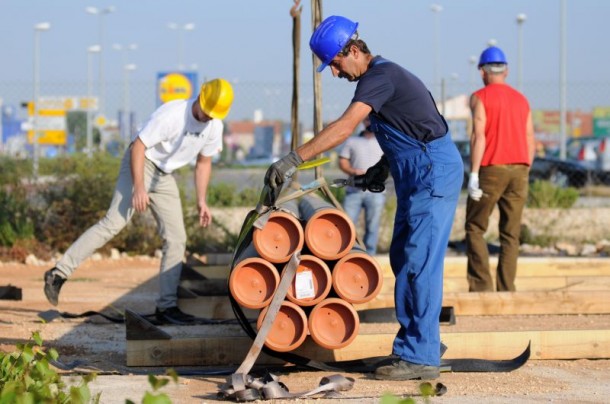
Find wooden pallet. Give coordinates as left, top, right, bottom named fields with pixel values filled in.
left=124, top=255, right=610, bottom=367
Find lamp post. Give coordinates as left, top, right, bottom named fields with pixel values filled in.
left=430, top=4, right=443, bottom=99
left=123, top=63, right=137, bottom=143
left=32, top=21, right=51, bottom=180
left=167, top=22, right=195, bottom=70
left=112, top=43, right=137, bottom=67
left=559, top=0, right=567, bottom=159
left=87, top=45, right=101, bottom=157
left=487, top=38, right=498, bottom=47
left=113, top=43, right=137, bottom=144
left=516, top=13, right=527, bottom=92
left=86, top=6, right=115, bottom=116
left=469, top=55, right=478, bottom=92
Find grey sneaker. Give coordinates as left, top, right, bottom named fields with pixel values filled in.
left=44, top=268, right=66, bottom=306
left=155, top=306, right=196, bottom=325
left=375, top=359, right=440, bottom=380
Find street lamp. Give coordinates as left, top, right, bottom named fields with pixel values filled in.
left=112, top=43, right=137, bottom=66
left=516, top=13, right=527, bottom=92
left=469, top=55, right=478, bottom=92
left=86, top=6, right=115, bottom=116
left=430, top=4, right=443, bottom=99
left=112, top=43, right=137, bottom=144
left=122, top=63, right=137, bottom=143
left=32, top=21, right=51, bottom=180
left=487, top=38, right=498, bottom=47
left=167, top=22, right=195, bottom=70
left=87, top=45, right=101, bottom=157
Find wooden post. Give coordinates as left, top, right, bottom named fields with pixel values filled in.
left=290, top=0, right=302, bottom=181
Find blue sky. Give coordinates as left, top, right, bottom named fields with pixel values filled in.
left=0, top=0, right=608, bottom=122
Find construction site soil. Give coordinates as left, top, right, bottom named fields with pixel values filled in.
left=1, top=256, right=608, bottom=403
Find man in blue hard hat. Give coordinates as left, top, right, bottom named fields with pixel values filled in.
left=466, top=46, right=534, bottom=292
left=263, top=15, right=463, bottom=380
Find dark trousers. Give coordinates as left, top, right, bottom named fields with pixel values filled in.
left=465, top=164, right=529, bottom=291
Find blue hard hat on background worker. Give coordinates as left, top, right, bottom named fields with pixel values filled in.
left=478, top=46, right=508, bottom=68
left=309, top=15, right=359, bottom=72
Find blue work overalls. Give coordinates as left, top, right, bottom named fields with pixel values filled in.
left=369, top=115, right=463, bottom=366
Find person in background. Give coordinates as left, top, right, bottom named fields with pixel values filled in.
left=466, top=46, right=535, bottom=292
left=338, top=117, right=386, bottom=255
left=43, top=78, right=234, bottom=325
left=263, top=15, right=463, bottom=380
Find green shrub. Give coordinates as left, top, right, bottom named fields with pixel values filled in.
left=0, top=190, right=34, bottom=247
left=0, top=331, right=99, bottom=403
left=527, top=180, right=579, bottom=208
left=0, top=156, right=32, bottom=186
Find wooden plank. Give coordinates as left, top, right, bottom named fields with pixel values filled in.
left=178, top=296, right=259, bottom=320
left=353, top=290, right=610, bottom=315
left=374, top=256, right=610, bottom=278
left=184, top=265, right=231, bottom=280
left=178, top=287, right=610, bottom=318
left=126, top=328, right=610, bottom=367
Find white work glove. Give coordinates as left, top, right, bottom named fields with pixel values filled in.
left=468, top=172, right=483, bottom=201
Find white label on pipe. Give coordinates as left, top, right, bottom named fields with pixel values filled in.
left=295, top=270, right=315, bottom=299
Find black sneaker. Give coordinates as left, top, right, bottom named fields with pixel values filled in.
left=44, top=268, right=66, bottom=306
left=155, top=306, right=196, bottom=325
left=374, top=359, right=440, bottom=381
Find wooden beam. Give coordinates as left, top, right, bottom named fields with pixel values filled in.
left=353, top=290, right=610, bottom=315
left=126, top=328, right=610, bottom=367
left=178, top=296, right=259, bottom=320
left=373, top=256, right=610, bottom=278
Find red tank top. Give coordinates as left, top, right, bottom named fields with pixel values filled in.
left=474, top=83, right=530, bottom=166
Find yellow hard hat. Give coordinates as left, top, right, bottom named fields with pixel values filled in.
left=199, top=78, right=234, bottom=119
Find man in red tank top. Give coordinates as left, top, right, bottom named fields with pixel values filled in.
left=465, top=46, right=535, bottom=292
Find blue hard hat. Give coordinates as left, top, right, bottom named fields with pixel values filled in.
left=478, top=46, right=508, bottom=68
left=309, top=15, right=358, bottom=72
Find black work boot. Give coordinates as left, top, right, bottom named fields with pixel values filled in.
left=155, top=306, right=196, bottom=325
left=44, top=268, right=66, bottom=306
left=375, top=359, right=440, bottom=380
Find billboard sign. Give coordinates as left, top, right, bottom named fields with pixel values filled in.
left=593, top=107, right=610, bottom=137
left=156, top=71, right=198, bottom=106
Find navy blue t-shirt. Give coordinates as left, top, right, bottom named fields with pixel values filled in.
left=352, top=56, right=448, bottom=143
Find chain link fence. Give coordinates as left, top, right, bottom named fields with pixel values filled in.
left=1, top=78, right=609, bottom=201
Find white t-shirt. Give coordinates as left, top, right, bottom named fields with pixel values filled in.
left=137, top=99, right=223, bottom=173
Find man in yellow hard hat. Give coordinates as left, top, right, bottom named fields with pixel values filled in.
left=44, top=78, right=234, bottom=325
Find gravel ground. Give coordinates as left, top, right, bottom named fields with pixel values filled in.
left=1, top=257, right=608, bottom=403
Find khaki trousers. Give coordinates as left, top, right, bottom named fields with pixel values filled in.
left=55, top=150, right=187, bottom=309
left=465, top=164, right=529, bottom=292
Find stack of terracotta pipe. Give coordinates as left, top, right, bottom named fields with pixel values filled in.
left=229, top=194, right=383, bottom=353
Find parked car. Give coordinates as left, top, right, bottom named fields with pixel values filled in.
left=454, top=140, right=592, bottom=189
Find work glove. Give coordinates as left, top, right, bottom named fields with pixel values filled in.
left=264, top=150, right=303, bottom=190
left=468, top=172, right=483, bottom=201
left=354, top=155, right=389, bottom=192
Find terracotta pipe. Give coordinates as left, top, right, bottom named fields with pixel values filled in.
left=257, top=300, right=308, bottom=352
left=307, top=297, right=360, bottom=350
left=298, top=194, right=356, bottom=260
left=252, top=210, right=304, bottom=264
left=229, top=257, right=280, bottom=309
left=332, top=246, right=384, bottom=304
left=286, top=254, right=332, bottom=307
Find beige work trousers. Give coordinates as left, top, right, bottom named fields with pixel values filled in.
left=55, top=149, right=187, bottom=309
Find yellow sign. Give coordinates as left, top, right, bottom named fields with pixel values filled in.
left=158, top=73, right=193, bottom=103
left=28, top=109, right=67, bottom=145
left=94, top=114, right=107, bottom=127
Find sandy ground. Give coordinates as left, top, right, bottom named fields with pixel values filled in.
left=1, top=256, right=609, bottom=403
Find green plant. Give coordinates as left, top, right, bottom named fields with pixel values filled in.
left=0, top=331, right=99, bottom=403
left=379, top=381, right=441, bottom=403
left=527, top=180, right=579, bottom=209
left=126, top=369, right=178, bottom=404
left=0, top=186, right=35, bottom=247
